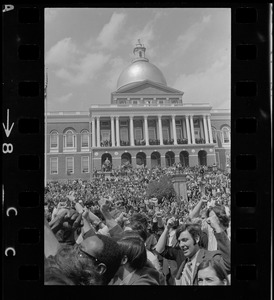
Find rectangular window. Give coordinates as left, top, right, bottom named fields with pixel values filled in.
left=171, top=98, right=178, bottom=104
left=176, top=127, right=182, bottom=139
left=81, top=156, right=89, bottom=173
left=162, top=127, right=169, bottom=140
left=101, top=130, right=110, bottom=142
left=66, top=157, right=74, bottom=174
left=67, top=134, right=74, bottom=147
left=148, top=128, right=156, bottom=140
left=194, top=129, right=200, bottom=139
left=193, top=119, right=200, bottom=128
left=81, top=133, right=89, bottom=148
left=175, top=120, right=181, bottom=125
left=50, top=157, right=58, bottom=174
left=135, top=128, right=143, bottom=140
left=120, top=127, right=128, bottom=141
left=119, top=99, right=127, bottom=105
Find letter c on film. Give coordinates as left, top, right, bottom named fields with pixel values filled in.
left=6, top=207, right=18, bottom=216
left=5, top=247, right=16, bottom=256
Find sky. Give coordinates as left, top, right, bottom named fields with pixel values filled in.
left=45, top=8, right=231, bottom=112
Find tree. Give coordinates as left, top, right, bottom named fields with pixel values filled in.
left=146, top=175, right=176, bottom=202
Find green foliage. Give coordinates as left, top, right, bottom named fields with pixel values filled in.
left=146, top=175, right=176, bottom=201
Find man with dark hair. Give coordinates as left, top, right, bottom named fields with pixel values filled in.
left=155, top=218, right=230, bottom=285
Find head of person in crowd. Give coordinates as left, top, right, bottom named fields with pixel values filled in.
left=175, top=222, right=202, bottom=259
left=196, top=258, right=229, bottom=286
left=124, top=220, right=148, bottom=242
left=116, top=234, right=147, bottom=275
left=206, top=204, right=230, bottom=230
left=44, top=265, right=75, bottom=285
left=52, top=234, right=122, bottom=285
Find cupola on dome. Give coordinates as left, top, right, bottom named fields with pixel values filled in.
left=116, top=40, right=167, bottom=90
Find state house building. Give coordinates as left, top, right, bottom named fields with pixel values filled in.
left=45, top=41, right=230, bottom=181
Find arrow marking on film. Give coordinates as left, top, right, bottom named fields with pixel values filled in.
left=2, top=109, right=14, bottom=138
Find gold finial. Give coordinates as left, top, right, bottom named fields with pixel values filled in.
left=138, top=39, right=141, bottom=45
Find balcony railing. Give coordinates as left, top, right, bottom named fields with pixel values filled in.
left=101, top=140, right=112, bottom=147
left=163, top=139, right=174, bottom=145
left=149, top=139, right=160, bottom=145
left=177, top=138, right=188, bottom=144
left=195, top=138, right=206, bottom=144
left=135, top=139, right=146, bottom=146
left=120, top=140, right=130, bottom=146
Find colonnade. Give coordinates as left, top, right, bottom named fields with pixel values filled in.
left=90, top=114, right=214, bottom=147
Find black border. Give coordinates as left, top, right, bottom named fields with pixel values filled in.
left=2, top=3, right=272, bottom=300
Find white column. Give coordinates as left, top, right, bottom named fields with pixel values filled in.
left=158, top=115, right=163, bottom=145
left=190, top=115, right=195, bottom=144
left=144, top=116, right=149, bottom=146
left=185, top=115, right=191, bottom=144
left=207, top=115, right=213, bottom=144
left=111, top=116, right=115, bottom=147
left=203, top=115, right=209, bottom=144
left=92, top=117, right=96, bottom=147
left=172, top=115, right=177, bottom=145
left=130, top=116, right=134, bottom=146
left=96, top=117, right=100, bottom=147
left=116, top=116, right=120, bottom=146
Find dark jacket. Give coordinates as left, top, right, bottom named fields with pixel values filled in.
left=109, top=264, right=161, bottom=285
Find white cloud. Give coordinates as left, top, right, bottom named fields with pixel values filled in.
left=55, top=52, right=111, bottom=86
left=46, top=38, right=110, bottom=86
left=159, top=15, right=213, bottom=69
left=46, top=37, right=80, bottom=66
left=173, top=51, right=230, bottom=109
left=97, top=12, right=126, bottom=49
left=176, top=16, right=211, bottom=57
left=129, top=11, right=165, bottom=59
left=56, top=92, right=73, bottom=104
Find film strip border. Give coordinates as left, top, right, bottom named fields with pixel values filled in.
left=1, top=3, right=271, bottom=299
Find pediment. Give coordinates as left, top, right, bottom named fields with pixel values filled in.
left=115, top=80, right=183, bottom=95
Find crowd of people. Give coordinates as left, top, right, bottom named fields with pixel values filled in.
left=44, top=164, right=231, bottom=286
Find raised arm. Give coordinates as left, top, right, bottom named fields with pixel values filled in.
left=155, top=218, right=174, bottom=254
left=188, top=195, right=208, bottom=219
left=44, top=216, right=61, bottom=258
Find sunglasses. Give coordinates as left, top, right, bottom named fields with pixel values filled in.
left=77, top=245, right=102, bottom=264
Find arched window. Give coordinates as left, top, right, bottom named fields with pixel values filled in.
left=222, top=126, right=230, bottom=144
left=50, top=131, right=58, bottom=151
left=64, top=129, right=76, bottom=150
left=81, top=130, right=89, bottom=149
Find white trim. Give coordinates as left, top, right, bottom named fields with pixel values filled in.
left=50, top=131, right=59, bottom=151
left=64, top=129, right=76, bottom=150
left=63, top=148, right=77, bottom=153
left=81, top=130, right=90, bottom=149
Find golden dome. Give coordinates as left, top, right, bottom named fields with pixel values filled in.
left=116, top=40, right=167, bottom=90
